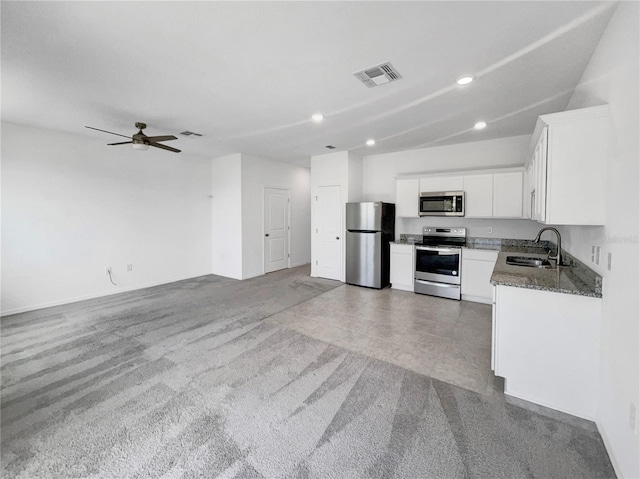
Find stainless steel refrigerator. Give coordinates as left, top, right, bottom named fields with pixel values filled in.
left=345, top=202, right=395, bottom=289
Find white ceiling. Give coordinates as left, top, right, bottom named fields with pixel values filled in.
left=2, top=1, right=616, bottom=167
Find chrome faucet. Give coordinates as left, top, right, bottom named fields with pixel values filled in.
left=534, top=227, right=563, bottom=267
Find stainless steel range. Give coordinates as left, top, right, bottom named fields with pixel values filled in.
left=414, top=227, right=466, bottom=300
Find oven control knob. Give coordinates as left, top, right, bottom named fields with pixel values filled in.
left=453, top=271, right=458, bottom=275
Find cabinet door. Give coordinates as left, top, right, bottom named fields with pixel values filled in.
left=495, top=285, right=599, bottom=419
left=419, top=175, right=464, bottom=193
left=545, top=113, right=607, bottom=225
left=493, top=172, right=523, bottom=218
left=463, top=174, right=493, bottom=217
left=533, top=128, right=548, bottom=222
left=522, top=167, right=532, bottom=220
left=461, top=258, right=497, bottom=303
left=390, top=244, right=414, bottom=291
left=491, top=286, right=497, bottom=371
left=395, top=179, right=419, bottom=217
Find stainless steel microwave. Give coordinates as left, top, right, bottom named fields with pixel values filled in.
left=419, top=191, right=465, bottom=216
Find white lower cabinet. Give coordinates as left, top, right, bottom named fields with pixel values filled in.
left=390, top=243, right=414, bottom=292
left=461, top=249, right=498, bottom=304
left=493, top=285, right=600, bottom=420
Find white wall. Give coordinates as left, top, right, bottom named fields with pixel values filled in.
left=363, top=135, right=530, bottom=202
left=347, top=152, right=364, bottom=202
left=557, top=4, right=639, bottom=477
left=401, top=217, right=547, bottom=240
left=241, top=154, right=311, bottom=279
left=211, top=154, right=243, bottom=280
left=362, top=135, right=544, bottom=239
left=1, top=122, right=213, bottom=315
left=310, top=151, right=364, bottom=280
left=311, top=151, right=349, bottom=187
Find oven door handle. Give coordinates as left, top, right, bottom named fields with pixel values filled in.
left=416, top=246, right=460, bottom=254
left=415, top=279, right=460, bottom=288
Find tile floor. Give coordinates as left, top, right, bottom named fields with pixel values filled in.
left=266, top=284, right=503, bottom=396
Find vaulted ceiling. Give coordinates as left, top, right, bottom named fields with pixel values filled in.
left=1, top=1, right=615, bottom=166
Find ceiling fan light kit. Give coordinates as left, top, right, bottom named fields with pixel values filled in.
left=85, top=122, right=181, bottom=153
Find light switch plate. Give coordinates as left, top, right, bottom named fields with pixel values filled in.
left=595, top=246, right=601, bottom=265
left=607, top=253, right=612, bottom=271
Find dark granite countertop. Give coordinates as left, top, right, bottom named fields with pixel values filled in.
left=463, top=237, right=553, bottom=254
left=395, top=234, right=602, bottom=297
left=490, top=252, right=602, bottom=298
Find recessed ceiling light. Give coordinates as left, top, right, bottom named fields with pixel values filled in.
left=311, top=113, right=324, bottom=123
left=474, top=121, right=487, bottom=130
left=366, top=139, right=376, bottom=146
left=456, top=75, right=475, bottom=86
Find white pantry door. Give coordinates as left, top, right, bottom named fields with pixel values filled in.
left=315, top=185, right=342, bottom=281
left=264, top=187, right=289, bottom=273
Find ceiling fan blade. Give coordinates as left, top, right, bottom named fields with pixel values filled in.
left=150, top=142, right=181, bottom=153
left=107, top=141, right=133, bottom=146
left=145, top=135, right=177, bottom=142
left=85, top=126, right=132, bottom=139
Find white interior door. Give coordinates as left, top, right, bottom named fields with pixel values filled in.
left=264, top=187, right=289, bottom=273
left=315, top=185, right=342, bottom=281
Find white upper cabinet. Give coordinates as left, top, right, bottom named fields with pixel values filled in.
left=397, top=169, right=524, bottom=219
left=463, top=174, right=493, bottom=217
left=527, top=105, right=609, bottom=225
left=493, top=172, right=523, bottom=218
left=395, top=178, right=420, bottom=217
left=419, top=175, right=464, bottom=193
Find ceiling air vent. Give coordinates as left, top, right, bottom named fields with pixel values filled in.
left=180, top=131, right=202, bottom=137
left=325, top=145, right=336, bottom=149
left=353, top=62, right=403, bottom=88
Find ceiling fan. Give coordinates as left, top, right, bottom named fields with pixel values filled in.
left=85, top=122, right=181, bottom=153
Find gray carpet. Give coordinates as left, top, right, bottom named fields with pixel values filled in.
left=1, top=265, right=615, bottom=478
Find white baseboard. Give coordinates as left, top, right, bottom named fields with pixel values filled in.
left=243, top=262, right=310, bottom=280
left=461, top=294, right=492, bottom=304
left=241, top=271, right=264, bottom=280
left=503, top=389, right=595, bottom=422
left=290, top=261, right=310, bottom=268
left=391, top=283, right=414, bottom=292
left=596, top=420, right=624, bottom=479
left=1, top=271, right=214, bottom=317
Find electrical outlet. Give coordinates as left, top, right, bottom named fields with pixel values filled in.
left=487, top=227, right=493, bottom=234
left=105, top=266, right=112, bottom=275
left=127, top=264, right=133, bottom=272
left=595, top=246, right=601, bottom=265
left=630, top=403, right=637, bottom=433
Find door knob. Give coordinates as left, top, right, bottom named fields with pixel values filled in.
left=336, top=236, right=340, bottom=240
left=265, top=234, right=270, bottom=237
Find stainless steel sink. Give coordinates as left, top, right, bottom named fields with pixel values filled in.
left=506, top=256, right=554, bottom=268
